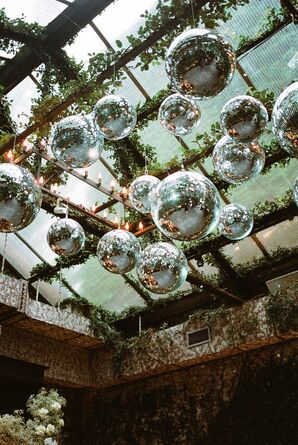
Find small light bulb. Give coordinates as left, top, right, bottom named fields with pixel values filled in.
left=7, top=150, right=14, bottom=162
left=97, top=173, right=102, bottom=185
left=103, top=210, right=108, bottom=218
left=38, top=176, right=44, bottom=185
left=84, top=169, right=88, bottom=178
left=122, top=187, right=128, bottom=199
left=114, top=216, right=119, bottom=225
left=138, top=221, right=144, bottom=230
left=124, top=222, right=130, bottom=231
left=91, top=203, right=97, bottom=212
left=110, top=180, right=116, bottom=192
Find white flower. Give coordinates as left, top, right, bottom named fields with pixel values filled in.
left=58, top=418, right=64, bottom=426
left=46, top=424, right=56, bottom=435
left=36, top=425, right=46, bottom=436
left=50, top=401, right=61, bottom=412
left=38, top=408, right=49, bottom=417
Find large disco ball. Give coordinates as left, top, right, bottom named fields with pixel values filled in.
left=93, top=95, right=137, bottom=140
left=47, top=218, right=85, bottom=256
left=220, top=95, right=268, bottom=142
left=97, top=229, right=141, bottom=274
left=165, top=28, right=236, bottom=100
left=0, top=163, right=42, bottom=233
left=158, top=93, right=201, bottom=136
left=212, top=136, right=265, bottom=184
left=272, top=82, right=298, bottom=157
left=218, top=203, right=253, bottom=240
left=294, top=177, right=298, bottom=207
left=129, top=174, right=160, bottom=214
left=151, top=170, right=221, bottom=241
left=50, top=114, right=103, bottom=168
left=137, top=242, right=188, bottom=294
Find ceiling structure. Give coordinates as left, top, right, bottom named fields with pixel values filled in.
left=0, top=0, right=297, bottom=328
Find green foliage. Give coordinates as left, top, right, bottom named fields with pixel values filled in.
left=265, top=280, right=298, bottom=333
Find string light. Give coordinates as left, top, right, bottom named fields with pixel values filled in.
left=121, top=187, right=128, bottom=199
left=103, top=210, right=108, bottom=218
left=124, top=222, right=130, bottom=231
left=97, top=173, right=102, bottom=185
left=91, top=203, right=97, bottom=213
left=38, top=176, right=44, bottom=186
left=138, top=221, right=144, bottom=230
left=110, top=180, right=116, bottom=192
left=6, top=150, right=14, bottom=162
left=113, top=215, right=119, bottom=225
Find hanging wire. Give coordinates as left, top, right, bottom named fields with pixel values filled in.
left=144, top=145, right=148, bottom=175
left=190, top=0, right=196, bottom=28
left=58, top=263, right=62, bottom=309
left=1, top=234, right=8, bottom=274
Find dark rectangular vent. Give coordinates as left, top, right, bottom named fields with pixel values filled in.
left=187, top=327, right=210, bottom=347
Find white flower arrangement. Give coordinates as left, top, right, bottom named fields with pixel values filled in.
left=0, top=388, right=66, bottom=445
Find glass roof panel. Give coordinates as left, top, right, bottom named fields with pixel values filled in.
left=6, top=76, right=40, bottom=129
left=0, top=0, right=66, bottom=26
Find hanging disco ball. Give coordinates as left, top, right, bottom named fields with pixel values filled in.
left=158, top=93, right=201, bottom=136
left=220, top=95, right=268, bottom=142
left=92, top=95, right=137, bottom=140
left=137, top=242, right=188, bottom=294
left=0, top=163, right=42, bottom=233
left=165, top=28, right=236, bottom=100
left=129, top=174, right=160, bottom=214
left=47, top=218, right=85, bottom=256
left=212, top=136, right=265, bottom=184
left=272, top=82, right=298, bottom=157
left=50, top=114, right=104, bottom=168
left=293, top=177, right=298, bottom=207
left=97, top=229, right=141, bottom=274
left=151, top=170, right=221, bottom=241
left=218, top=203, right=253, bottom=240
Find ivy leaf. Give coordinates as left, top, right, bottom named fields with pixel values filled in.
left=115, top=39, right=123, bottom=48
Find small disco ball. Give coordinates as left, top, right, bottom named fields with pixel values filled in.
left=151, top=170, right=221, bottom=241
left=272, top=82, right=298, bottom=157
left=47, top=218, right=85, bottom=256
left=97, top=229, right=141, bottom=274
left=165, top=28, right=236, bottom=100
left=212, top=136, right=265, bottom=184
left=293, top=177, right=298, bottom=207
left=218, top=203, right=254, bottom=240
left=0, top=163, right=42, bottom=233
left=50, top=114, right=104, bottom=168
left=129, top=174, right=160, bottom=214
left=220, top=95, right=268, bottom=142
left=158, top=93, right=201, bottom=136
left=137, top=242, right=188, bottom=294
left=92, top=95, right=137, bottom=140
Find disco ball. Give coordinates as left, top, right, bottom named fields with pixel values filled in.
left=129, top=174, right=160, bottom=214
left=272, top=82, right=298, bottom=157
left=293, top=177, right=298, bottom=207
left=165, top=28, right=236, bottom=100
left=218, top=203, right=253, bottom=240
left=220, top=95, right=268, bottom=142
left=97, top=229, right=141, bottom=274
left=137, top=242, right=188, bottom=294
left=212, top=136, right=265, bottom=184
left=0, top=163, right=42, bottom=233
left=93, top=95, right=137, bottom=140
left=151, top=170, right=221, bottom=241
left=158, top=93, right=201, bottom=135
left=50, top=114, right=103, bottom=168
left=47, top=218, right=85, bottom=256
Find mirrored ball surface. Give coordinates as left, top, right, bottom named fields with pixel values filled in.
left=129, top=175, right=160, bottom=214
left=93, top=95, right=137, bottom=140
left=158, top=93, right=201, bottom=135
left=220, top=95, right=268, bottom=142
left=212, top=136, right=265, bottom=184
left=218, top=203, right=253, bottom=240
left=50, top=114, right=103, bottom=168
left=272, top=82, right=298, bottom=157
left=165, top=28, right=236, bottom=100
left=0, top=163, right=42, bottom=233
left=97, top=229, right=141, bottom=274
left=151, top=171, right=221, bottom=241
left=137, top=242, right=188, bottom=294
left=293, top=177, right=298, bottom=207
left=47, top=218, right=85, bottom=256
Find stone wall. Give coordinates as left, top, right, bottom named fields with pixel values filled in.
left=70, top=340, right=298, bottom=445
